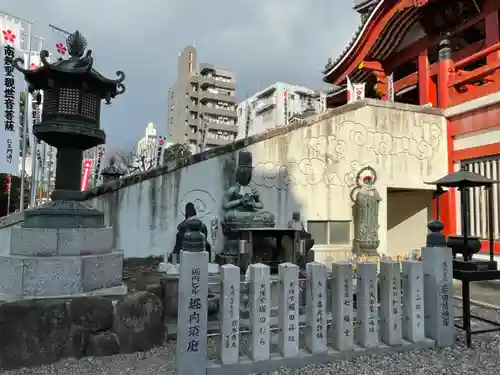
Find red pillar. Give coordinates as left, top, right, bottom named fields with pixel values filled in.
left=418, top=49, right=430, bottom=105
left=436, top=37, right=456, bottom=235
left=484, top=0, right=500, bottom=64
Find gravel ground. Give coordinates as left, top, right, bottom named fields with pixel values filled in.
left=4, top=301, right=500, bottom=375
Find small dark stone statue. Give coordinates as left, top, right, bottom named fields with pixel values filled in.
left=287, top=211, right=315, bottom=267
left=287, top=211, right=305, bottom=231
left=169, top=203, right=211, bottom=260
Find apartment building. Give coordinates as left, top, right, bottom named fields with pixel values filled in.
left=168, top=46, right=238, bottom=153
left=236, top=82, right=327, bottom=139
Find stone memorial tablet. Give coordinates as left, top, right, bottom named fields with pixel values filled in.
left=278, top=262, right=300, bottom=358
left=380, top=261, right=402, bottom=345
left=305, top=262, right=328, bottom=354
left=249, top=263, right=271, bottom=361
left=402, top=260, right=425, bottom=343
left=330, top=261, right=354, bottom=351
left=422, top=246, right=455, bottom=347
left=356, top=261, right=379, bottom=348
left=218, top=264, right=240, bottom=364
left=177, top=251, right=209, bottom=375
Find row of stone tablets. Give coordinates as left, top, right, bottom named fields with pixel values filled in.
left=217, top=260, right=427, bottom=365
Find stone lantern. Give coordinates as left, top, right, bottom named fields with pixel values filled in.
left=0, top=31, right=127, bottom=300
left=101, top=157, right=125, bottom=184
left=13, top=30, right=125, bottom=226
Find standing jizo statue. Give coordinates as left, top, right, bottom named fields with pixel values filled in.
left=353, top=172, right=382, bottom=256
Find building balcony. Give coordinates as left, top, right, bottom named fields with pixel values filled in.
left=206, top=122, right=238, bottom=133
left=187, top=133, right=199, bottom=144
left=188, top=117, right=200, bottom=128
left=202, top=106, right=238, bottom=119
left=199, top=91, right=237, bottom=104
left=255, top=100, right=276, bottom=114
left=187, top=101, right=199, bottom=113
left=205, top=136, right=233, bottom=147
left=189, top=90, right=199, bottom=99
left=200, top=76, right=236, bottom=91
left=199, top=63, right=216, bottom=75
left=255, top=86, right=276, bottom=100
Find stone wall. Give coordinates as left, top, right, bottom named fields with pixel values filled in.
left=82, top=99, right=447, bottom=260
left=0, top=291, right=164, bottom=371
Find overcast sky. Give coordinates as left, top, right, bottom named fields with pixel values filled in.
left=1, top=0, right=360, bottom=150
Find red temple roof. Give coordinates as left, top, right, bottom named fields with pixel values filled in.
left=323, top=0, right=429, bottom=85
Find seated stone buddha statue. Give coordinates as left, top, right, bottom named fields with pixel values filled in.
left=222, top=151, right=275, bottom=229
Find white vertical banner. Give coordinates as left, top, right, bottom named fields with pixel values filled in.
left=155, top=136, right=166, bottom=167
left=46, top=144, right=56, bottom=195
left=387, top=73, right=395, bottom=102
left=0, top=19, right=22, bottom=175
left=26, top=52, right=40, bottom=167
left=28, top=87, right=43, bottom=193
left=93, top=146, right=105, bottom=186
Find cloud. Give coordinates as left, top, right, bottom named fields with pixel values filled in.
left=2, top=0, right=359, bottom=149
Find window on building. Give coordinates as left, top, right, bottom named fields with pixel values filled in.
left=290, top=94, right=295, bottom=100
left=262, top=110, right=274, bottom=123
left=462, top=155, right=500, bottom=240
left=188, top=52, right=193, bottom=73
left=306, top=220, right=351, bottom=245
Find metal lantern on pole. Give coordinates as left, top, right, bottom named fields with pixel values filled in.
left=13, top=30, right=125, bottom=227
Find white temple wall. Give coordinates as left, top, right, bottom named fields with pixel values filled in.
left=85, top=100, right=447, bottom=262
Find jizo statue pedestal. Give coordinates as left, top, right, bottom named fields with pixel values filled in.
left=0, top=31, right=127, bottom=301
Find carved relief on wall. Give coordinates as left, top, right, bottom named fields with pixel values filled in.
left=252, top=119, right=442, bottom=191
left=306, top=119, right=441, bottom=162
left=178, top=189, right=217, bottom=221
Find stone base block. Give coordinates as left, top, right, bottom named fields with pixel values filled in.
left=9, top=227, right=113, bottom=256
left=82, top=251, right=123, bottom=292
left=0, top=251, right=123, bottom=300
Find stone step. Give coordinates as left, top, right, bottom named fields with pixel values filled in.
left=8, top=227, right=113, bottom=256
left=0, top=251, right=123, bottom=300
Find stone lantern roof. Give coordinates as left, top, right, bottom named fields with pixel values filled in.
left=13, top=31, right=125, bottom=103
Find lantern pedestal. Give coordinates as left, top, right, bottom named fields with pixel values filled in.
left=0, top=196, right=126, bottom=301
left=23, top=198, right=104, bottom=228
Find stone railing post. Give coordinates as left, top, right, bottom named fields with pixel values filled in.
left=305, top=262, right=328, bottom=354
left=277, top=262, right=300, bottom=358
left=330, top=261, right=354, bottom=350
left=402, top=260, right=425, bottom=342
left=379, top=260, right=402, bottom=346
left=421, top=220, right=455, bottom=347
left=218, top=264, right=240, bottom=365
left=356, top=261, right=379, bottom=348
left=176, top=227, right=209, bottom=375
left=249, top=263, right=271, bottom=362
